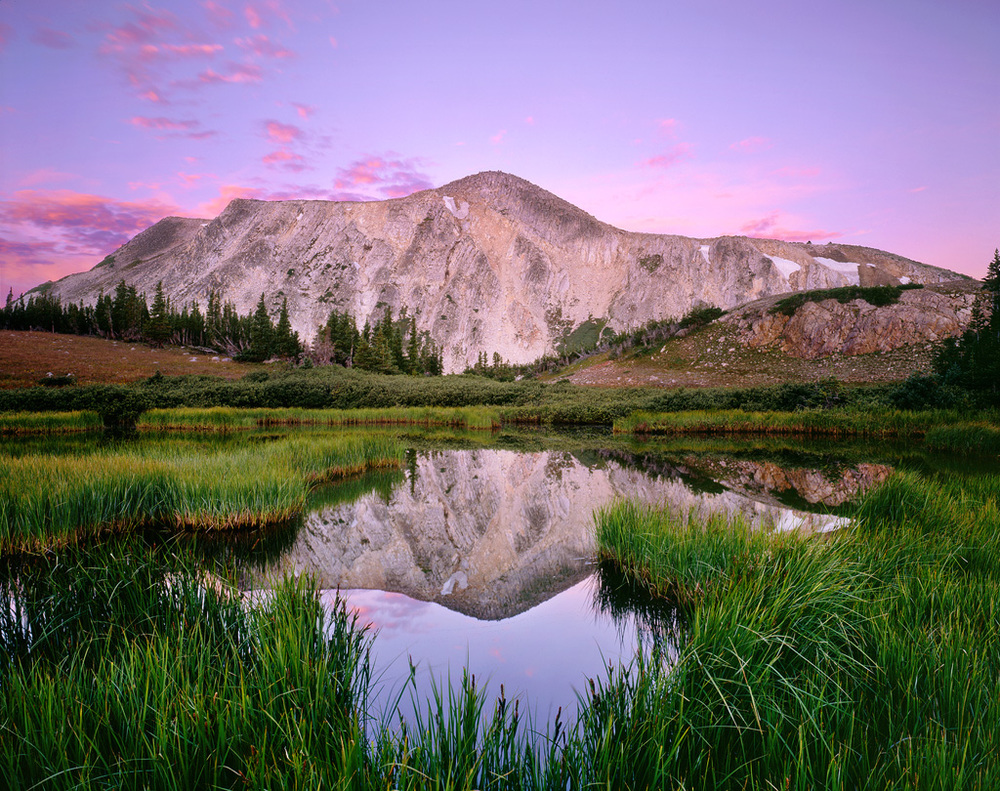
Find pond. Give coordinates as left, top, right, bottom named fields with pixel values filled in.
left=6, top=427, right=991, bottom=722
left=238, top=432, right=920, bottom=720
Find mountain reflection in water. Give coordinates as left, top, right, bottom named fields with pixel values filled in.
left=243, top=446, right=883, bottom=714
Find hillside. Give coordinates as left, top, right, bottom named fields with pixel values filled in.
left=36, top=171, right=970, bottom=373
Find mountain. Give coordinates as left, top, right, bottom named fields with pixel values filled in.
left=40, top=171, right=969, bottom=372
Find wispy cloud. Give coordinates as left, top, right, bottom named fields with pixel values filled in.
left=191, top=62, right=263, bottom=85
left=264, top=119, right=303, bottom=143
left=730, top=136, right=772, bottom=153
left=740, top=210, right=840, bottom=242
left=236, top=34, right=294, bottom=58
left=333, top=156, right=433, bottom=199
left=2, top=190, right=178, bottom=252
left=292, top=102, right=314, bottom=119
left=203, top=1, right=237, bottom=29
left=32, top=27, right=75, bottom=49
left=490, top=129, right=507, bottom=145
left=639, top=142, right=693, bottom=169
left=262, top=148, right=309, bottom=171
left=0, top=190, right=181, bottom=294
left=129, top=115, right=217, bottom=139
left=656, top=118, right=679, bottom=137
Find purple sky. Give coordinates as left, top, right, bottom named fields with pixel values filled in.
left=2, top=0, right=998, bottom=298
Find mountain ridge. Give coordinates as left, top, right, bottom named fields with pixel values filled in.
left=39, top=171, right=971, bottom=372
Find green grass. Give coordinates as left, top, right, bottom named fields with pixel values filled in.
left=592, top=471, right=1000, bottom=789
left=0, top=410, right=102, bottom=434
left=0, top=434, right=404, bottom=553
left=138, top=405, right=503, bottom=431
left=924, top=422, right=1000, bottom=456
left=613, top=407, right=975, bottom=437
left=1, top=463, right=998, bottom=789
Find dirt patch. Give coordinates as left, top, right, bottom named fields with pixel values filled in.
left=0, top=331, right=264, bottom=389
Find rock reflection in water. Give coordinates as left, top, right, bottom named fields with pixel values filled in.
left=259, top=448, right=869, bottom=617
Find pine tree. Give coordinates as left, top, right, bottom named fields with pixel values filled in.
left=144, top=281, right=171, bottom=347
left=273, top=297, right=300, bottom=359
left=934, top=248, right=1000, bottom=400
left=242, top=294, right=274, bottom=362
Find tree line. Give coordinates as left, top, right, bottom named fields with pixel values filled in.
left=309, top=306, right=443, bottom=376
left=1, top=280, right=302, bottom=361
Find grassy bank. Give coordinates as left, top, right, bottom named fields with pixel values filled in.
left=594, top=472, right=1000, bottom=788
left=613, top=406, right=988, bottom=437
left=0, top=434, right=403, bottom=553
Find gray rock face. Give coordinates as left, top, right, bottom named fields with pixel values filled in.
left=43, top=171, right=967, bottom=371
left=723, top=281, right=979, bottom=359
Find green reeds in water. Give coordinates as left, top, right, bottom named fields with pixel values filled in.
left=613, top=407, right=970, bottom=437
left=0, top=410, right=103, bottom=434
left=592, top=473, right=1000, bottom=789
left=0, top=434, right=405, bottom=552
left=137, top=405, right=502, bottom=431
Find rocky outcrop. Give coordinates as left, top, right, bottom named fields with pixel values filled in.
left=40, top=171, right=968, bottom=371
left=724, top=281, right=978, bottom=359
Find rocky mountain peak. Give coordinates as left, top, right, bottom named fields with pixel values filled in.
left=39, top=171, right=973, bottom=372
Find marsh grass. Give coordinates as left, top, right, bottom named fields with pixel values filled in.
left=614, top=407, right=974, bottom=437
left=0, top=410, right=102, bottom=434
left=924, top=422, right=1000, bottom=456
left=0, top=434, right=405, bottom=552
left=138, top=405, right=503, bottom=431
left=592, top=472, right=1000, bottom=789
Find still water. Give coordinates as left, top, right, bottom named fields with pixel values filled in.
left=245, top=438, right=899, bottom=719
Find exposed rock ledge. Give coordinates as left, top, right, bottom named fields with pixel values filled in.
left=723, top=281, right=979, bottom=359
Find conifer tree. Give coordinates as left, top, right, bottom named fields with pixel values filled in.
left=144, top=281, right=171, bottom=347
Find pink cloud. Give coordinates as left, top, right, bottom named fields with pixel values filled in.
left=237, top=34, right=293, bottom=57
left=292, top=102, right=315, bottom=119
left=128, top=116, right=217, bottom=139
left=525, top=116, right=535, bottom=125
left=264, top=119, right=303, bottom=143
left=656, top=118, right=679, bottom=137
left=177, top=171, right=215, bottom=188
left=332, top=156, right=433, bottom=200
left=203, top=0, right=236, bottom=28
left=730, top=136, right=772, bottom=153
left=243, top=1, right=294, bottom=31
left=2, top=190, right=177, bottom=247
left=739, top=210, right=840, bottom=242
left=32, top=28, right=75, bottom=49
left=329, top=36, right=338, bottom=48
left=262, top=149, right=309, bottom=172
left=197, top=184, right=267, bottom=215
left=490, top=129, right=507, bottom=145
left=639, top=142, right=693, bottom=169
left=98, top=7, right=179, bottom=53
left=0, top=190, right=183, bottom=294
left=18, top=169, right=78, bottom=188
left=908, top=186, right=928, bottom=193
left=97, top=6, right=232, bottom=101
left=192, top=62, right=263, bottom=84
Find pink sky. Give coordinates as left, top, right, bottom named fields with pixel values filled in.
left=2, top=0, right=998, bottom=298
